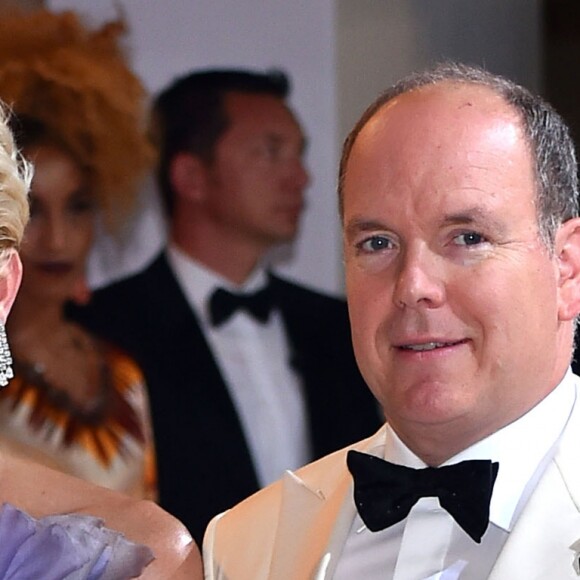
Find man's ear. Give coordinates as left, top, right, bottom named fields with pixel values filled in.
left=169, top=152, right=208, bottom=203
left=555, top=217, right=580, bottom=321
left=0, top=251, right=22, bottom=323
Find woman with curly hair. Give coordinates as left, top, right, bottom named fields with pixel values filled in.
left=0, top=9, right=158, bottom=501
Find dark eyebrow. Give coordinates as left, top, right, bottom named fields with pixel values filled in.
left=344, top=218, right=387, bottom=240
left=441, top=207, right=486, bottom=225
left=440, top=207, right=506, bottom=234
left=264, top=131, right=308, bottom=155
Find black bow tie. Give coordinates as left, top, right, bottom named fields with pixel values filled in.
left=347, top=450, right=499, bottom=543
left=209, top=285, right=274, bottom=326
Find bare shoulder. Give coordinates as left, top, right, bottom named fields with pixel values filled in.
left=167, top=544, right=204, bottom=579
left=81, top=497, right=201, bottom=579
left=0, top=451, right=203, bottom=578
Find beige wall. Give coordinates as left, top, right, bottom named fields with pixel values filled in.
left=337, top=0, right=542, bottom=144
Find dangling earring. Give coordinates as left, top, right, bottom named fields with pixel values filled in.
left=0, top=322, right=13, bottom=387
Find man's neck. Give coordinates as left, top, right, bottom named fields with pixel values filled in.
left=170, top=236, right=264, bottom=286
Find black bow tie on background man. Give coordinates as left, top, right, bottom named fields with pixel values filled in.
left=209, top=285, right=275, bottom=326
left=347, top=450, right=499, bottom=543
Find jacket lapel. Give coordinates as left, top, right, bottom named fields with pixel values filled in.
left=145, top=255, right=261, bottom=536
left=268, top=470, right=353, bottom=579
left=489, top=388, right=580, bottom=579
left=268, top=429, right=387, bottom=579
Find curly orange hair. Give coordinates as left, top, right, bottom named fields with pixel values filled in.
left=0, top=9, right=154, bottom=231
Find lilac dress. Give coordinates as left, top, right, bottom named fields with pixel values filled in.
left=0, top=503, right=154, bottom=579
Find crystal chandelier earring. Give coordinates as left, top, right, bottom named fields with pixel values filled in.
left=0, top=322, right=13, bottom=387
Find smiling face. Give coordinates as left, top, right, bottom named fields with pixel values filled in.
left=19, top=144, right=96, bottom=304
left=342, top=83, right=577, bottom=461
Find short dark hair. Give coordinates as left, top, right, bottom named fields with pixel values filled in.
left=338, top=61, right=579, bottom=250
left=153, top=68, right=291, bottom=217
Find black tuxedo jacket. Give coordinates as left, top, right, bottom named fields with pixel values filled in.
left=68, top=253, right=381, bottom=544
left=572, top=352, right=580, bottom=377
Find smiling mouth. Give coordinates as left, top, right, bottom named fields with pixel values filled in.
left=399, top=340, right=466, bottom=352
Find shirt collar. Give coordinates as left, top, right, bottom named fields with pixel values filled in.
left=167, top=244, right=269, bottom=326
left=381, top=369, right=577, bottom=532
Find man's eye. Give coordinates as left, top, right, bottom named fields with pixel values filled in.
left=455, top=232, right=485, bottom=246
left=358, top=236, right=392, bottom=252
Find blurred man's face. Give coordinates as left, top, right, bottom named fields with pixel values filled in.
left=200, top=91, right=309, bottom=252
left=342, top=83, right=573, bottom=461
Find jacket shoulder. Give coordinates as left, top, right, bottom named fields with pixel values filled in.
left=93, top=254, right=167, bottom=303
left=66, top=254, right=173, bottom=351
left=69, top=254, right=168, bottom=319
left=204, top=429, right=385, bottom=574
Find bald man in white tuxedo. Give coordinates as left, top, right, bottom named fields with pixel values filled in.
left=203, top=62, right=580, bottom=580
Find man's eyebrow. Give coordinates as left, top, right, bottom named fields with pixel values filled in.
left=264, top=132, right=308, bottom=153
left=344, top=218, right=387, bottom=239
left=440, top=207, right=504, bottom=230
left=441, top=210, right=480, bottom=226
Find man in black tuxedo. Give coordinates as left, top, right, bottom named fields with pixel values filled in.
left=69, top=69, right=380, bottom=544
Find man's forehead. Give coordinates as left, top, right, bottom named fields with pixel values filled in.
left=374, top=82, right=514, bottom=131
left=348, top=82, right=523, bottom=169
left=224, top=91, right=287, bottom=118
left=223, top=91, right=303, bottom=136
left=342, top=80, right=537, bottom=219
left=396, top=79, right=507, bottom=107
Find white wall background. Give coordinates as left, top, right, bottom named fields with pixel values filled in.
left=47, top=0, right=543, bottom=295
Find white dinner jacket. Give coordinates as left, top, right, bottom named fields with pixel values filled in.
left=204, top=392, right=580, bottom=580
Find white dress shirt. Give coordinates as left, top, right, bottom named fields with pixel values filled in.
left=334, top=370, right=577, bottom=580
left=167, top=245, right=311, bottom=487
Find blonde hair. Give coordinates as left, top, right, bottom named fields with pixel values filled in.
left=0, top=105, right=31, bottom=252
left=0, top=9, right=154, bottom=231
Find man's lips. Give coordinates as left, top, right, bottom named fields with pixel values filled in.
left=396, top=339, right=468, bottom=352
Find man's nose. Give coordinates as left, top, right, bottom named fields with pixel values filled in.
left=392, top=246, right=445, bottom=309
left=286, top=157, right=310, bottom=192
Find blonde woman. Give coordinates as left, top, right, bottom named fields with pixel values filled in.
left=0, top=10, right=157, bottom=499
left=0, top=103, right=201, bottom=579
